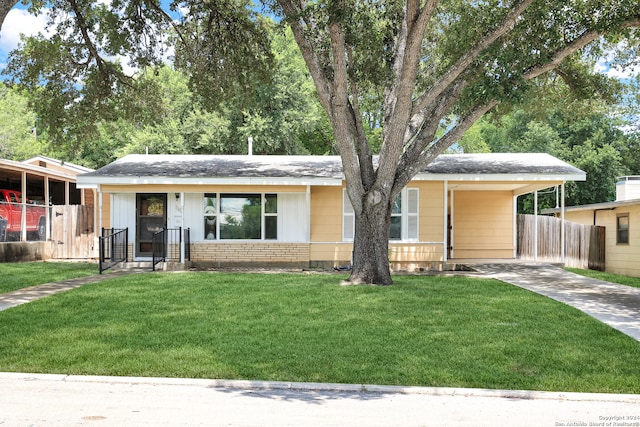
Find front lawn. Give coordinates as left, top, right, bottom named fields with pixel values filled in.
left=0, top=261, right=97, bottom=293
left=566, top=267, right=640, bottom=289
left=0, top=272, right=638, bottom=393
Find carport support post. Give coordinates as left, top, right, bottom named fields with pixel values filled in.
left=44, top=176, right=50, bottom=240
left=561, top=183, right=565, bottom=264
left=534, top=190, right=538, bottom=262
left=21, top=171, right=27, bottom=241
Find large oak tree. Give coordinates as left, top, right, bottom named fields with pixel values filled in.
left=274, top=0, right=639, bottom=284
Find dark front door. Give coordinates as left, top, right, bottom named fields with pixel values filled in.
left=136, top=194, right=167, bottom=257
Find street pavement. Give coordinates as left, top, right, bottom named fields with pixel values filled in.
left=1, top=373, right=639, bottom=426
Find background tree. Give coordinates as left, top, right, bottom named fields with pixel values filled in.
left=2, top=0, right=274, bottom=156
left=0, top=83, right=45, bottom=159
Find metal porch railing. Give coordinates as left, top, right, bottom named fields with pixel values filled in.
left=152, top=227, right=191, bottom=271
left=99, top=227, right=128, bottom=274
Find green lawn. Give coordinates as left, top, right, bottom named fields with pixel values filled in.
left=566, top=267, right=640, bottom=289
left=0, top=261, right=98, bottom=293
left=0, top=271, right=638, bottom=393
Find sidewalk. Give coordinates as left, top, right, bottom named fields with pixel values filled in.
left=1, top=373, right=639, bottom=426
left=0, top=271, right=137, bottom=311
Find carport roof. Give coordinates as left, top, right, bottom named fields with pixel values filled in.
left=76, top=153, right=585, bottom=188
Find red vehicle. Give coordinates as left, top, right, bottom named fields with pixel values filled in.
left=0, top=189, right=47, bottom=241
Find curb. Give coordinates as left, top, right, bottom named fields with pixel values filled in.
left=2, top=372, right=638, bottom=404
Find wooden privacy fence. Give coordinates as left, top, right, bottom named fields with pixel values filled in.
left=517, top=214, right=605, bottom=270
left=50, top=205, right=95, bottom=259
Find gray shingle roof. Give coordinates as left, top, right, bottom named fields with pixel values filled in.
left=77, top=153, right=584, bottom=184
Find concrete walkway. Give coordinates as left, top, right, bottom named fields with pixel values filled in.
left=0, top=271, right=138, bottom=311
left=471, top=263, right=640, bottom=341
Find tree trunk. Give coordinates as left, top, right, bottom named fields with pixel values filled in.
left=0, top=0, right=18, bottom=31
left=346, top=192, right=393, bottom=285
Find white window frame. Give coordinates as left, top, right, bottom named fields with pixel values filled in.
left=203, top=193, right=278, bottom=241
left=342, top=188, right=419, bottom=242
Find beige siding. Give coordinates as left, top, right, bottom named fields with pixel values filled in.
left=310, top=186, right=342, bottom=242
left=309, top=242, right=353, bottom=265
left=562, top=210, right=594, bottom=226
left=100, top=194, right=111, bottom=230
left=411, top=181, right=445, bottom=244
left=566, top=205, right=640, bottom=277
left=453, top=190, right=514, bottom=259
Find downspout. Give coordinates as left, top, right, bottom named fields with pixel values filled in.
left=449, top=189, right=454, bottom=260
left=513, top=194, right=518, bottom=259
left=443, top=180, right=448, bottom=266
left=307, top=185, right=311, bottom=268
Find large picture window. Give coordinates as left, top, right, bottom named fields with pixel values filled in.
left=617, top=214, right=629, bottom=245
left=343, top=188, right=418, bottom=241
left=203, top=193, right=277, bottom=240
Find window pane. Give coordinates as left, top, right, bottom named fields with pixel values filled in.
left=344, top=214, right=354, bottom=240
left=204, top=194, right=217, bottom=240
left=204, top=216, right=216, bottom=240
left=343, top=191, right=354, bottom=214
left=392, top=194, right=402, bottom=214
left=407, top=189, right=419, bottom=213
left=220, top=194, right=261, bottom=239
left=265, top=216, right=277, bottom=239
left=407, top=216, right=418, bottom=240
left=265, top=194, right=277, bottom=214
left=204, top=193, right=217, bottom=210
left=617, top=215, right=629, bottom=244
left=390, top=216, right=402, bottom=240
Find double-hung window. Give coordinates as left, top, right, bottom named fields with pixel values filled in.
left=617, top=214, right=629, bottom=245
left=203, top=193, right=278, bottom=240
left=343, top=188, right=419, bottom=241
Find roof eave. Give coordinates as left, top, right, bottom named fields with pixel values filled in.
left=413, top=172, right=586, bottom=182
left=75, top=176, right=345, bottom=188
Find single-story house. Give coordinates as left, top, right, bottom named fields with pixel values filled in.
left=543, top=176, right=640, bottom=278
left=76, top=153, right=585, bottom=270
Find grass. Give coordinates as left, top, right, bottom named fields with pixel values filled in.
left=0, top=271, right=639, bottom=393
left=566, top=267, right=640, bottom=289
left=0, top=261, right=98, bottom=293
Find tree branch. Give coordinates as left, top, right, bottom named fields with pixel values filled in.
left=279, top=0, right=334, bottom=116
left=412, top=0, right=535, bottom=117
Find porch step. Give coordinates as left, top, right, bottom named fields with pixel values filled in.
left=110, top=261, right=153, bottom=272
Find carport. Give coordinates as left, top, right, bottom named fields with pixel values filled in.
left=0, top=156, right=92, bottom=241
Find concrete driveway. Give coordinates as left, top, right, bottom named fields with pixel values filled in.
left=470, top=263, right=640, bottom=341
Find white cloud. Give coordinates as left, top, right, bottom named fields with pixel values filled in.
left=594, top=41, right=638, bottom=80
left=0, top=8, right=50, bottom=54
